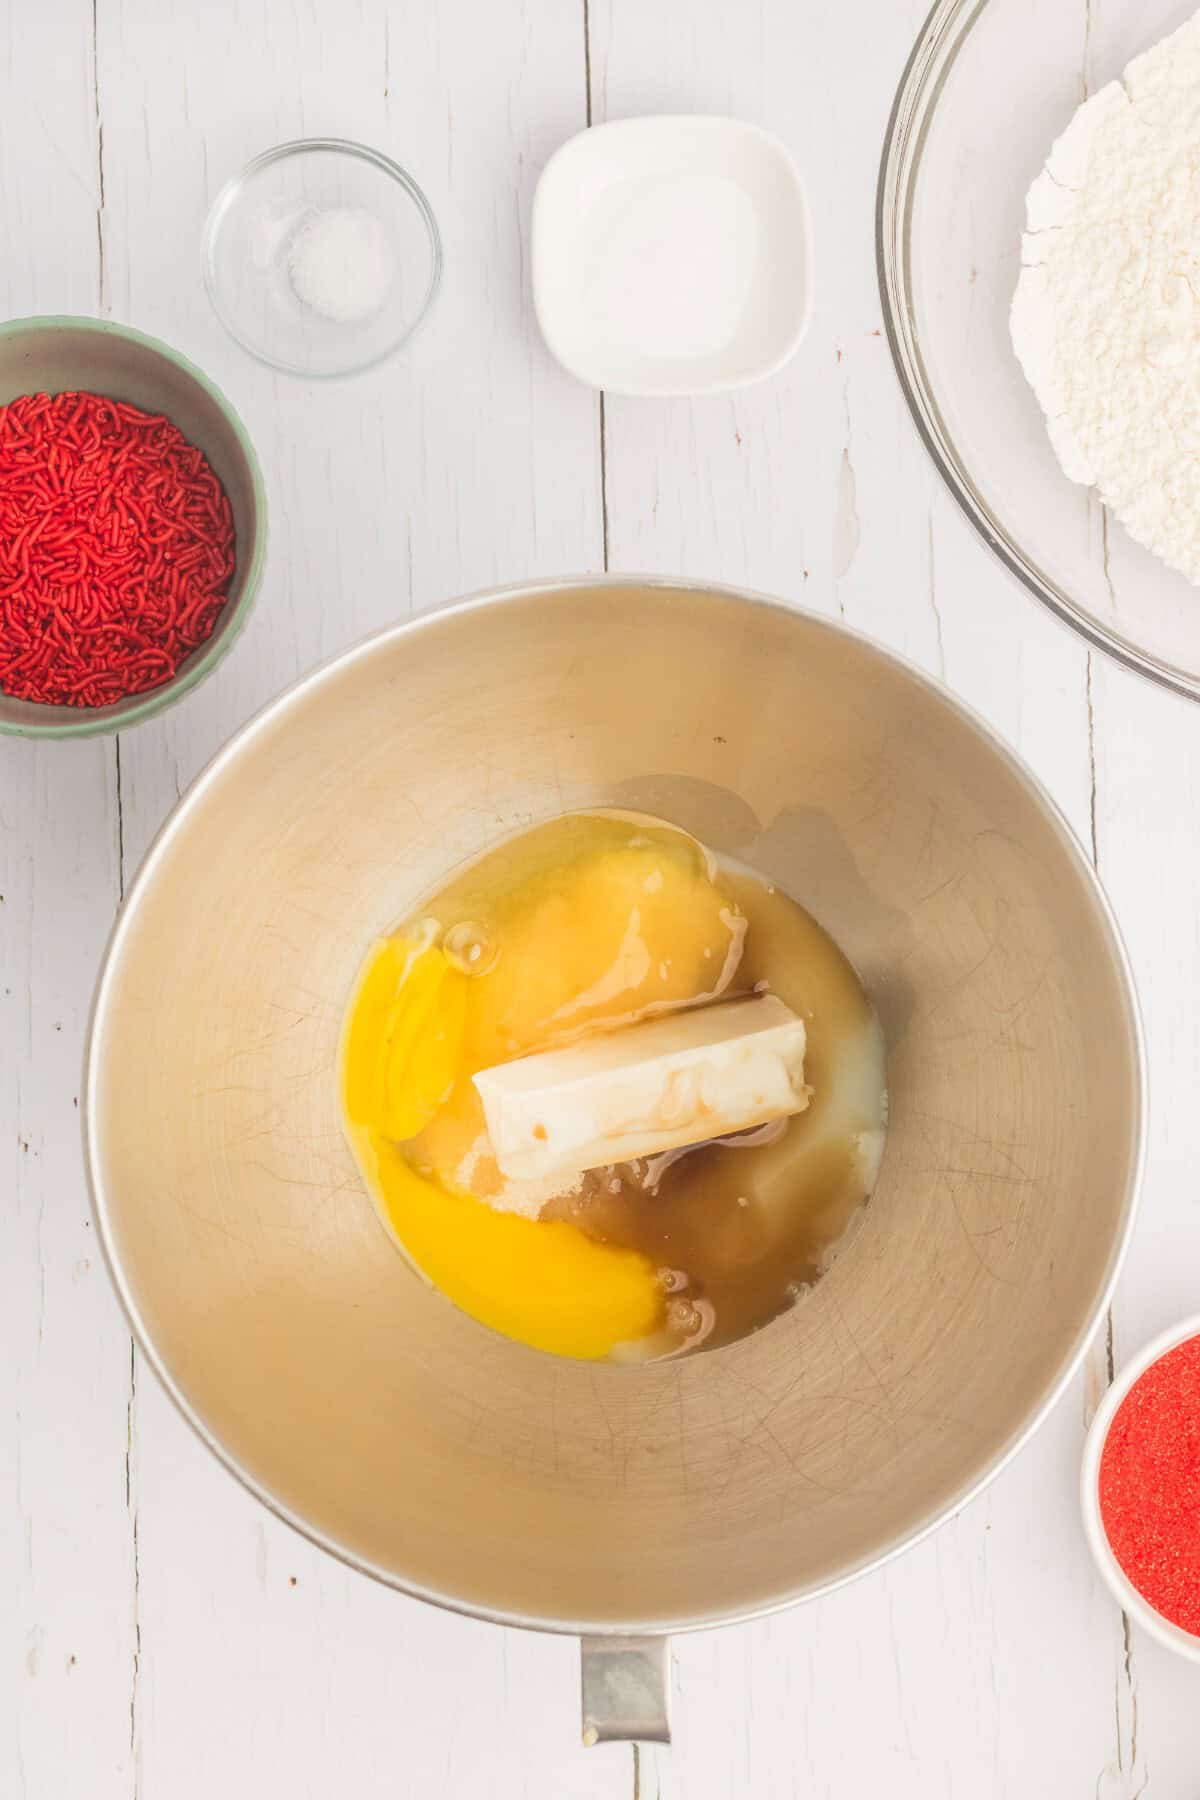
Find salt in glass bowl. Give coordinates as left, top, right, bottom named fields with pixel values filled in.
left=203, top=138, right=442, bottom=379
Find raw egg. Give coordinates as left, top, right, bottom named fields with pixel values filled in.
left=339, top=811, right=887, bottom=1362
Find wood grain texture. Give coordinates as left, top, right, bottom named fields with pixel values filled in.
left=0, top=9, right=135, bottom=1797
left=587, top=4, right=1138, bottom=1795
left=0, top=0, right=1188, bottom=1794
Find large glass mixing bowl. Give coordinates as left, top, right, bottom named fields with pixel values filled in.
left=879, top=0, right=1200, bottom=701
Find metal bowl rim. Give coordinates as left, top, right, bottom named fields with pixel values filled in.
left=82, top=572, right=1149, bottom=1636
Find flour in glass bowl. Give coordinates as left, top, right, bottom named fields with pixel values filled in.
left=1011, top=7, right=1200, bottom=584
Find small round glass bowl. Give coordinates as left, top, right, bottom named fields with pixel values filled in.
left=879, top=0, right=1200, bottom=703
left=1081, top=1314, right=1200, bottom=1662
left=203, top=139, right=442, bottom=379
left=0, top=316, right=266, bottom=740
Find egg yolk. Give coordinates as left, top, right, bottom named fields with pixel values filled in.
left=339, top=819, right=745, bottom=1359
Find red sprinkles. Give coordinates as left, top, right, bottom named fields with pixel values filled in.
left=0, top=390, right=235, bottom=707
left=1099, top=1334, right=1200, bottom=1636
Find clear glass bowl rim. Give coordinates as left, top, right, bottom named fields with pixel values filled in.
left=201, top=136, right=444, bottom=379
left=876, top=0, right=1200, bottom=705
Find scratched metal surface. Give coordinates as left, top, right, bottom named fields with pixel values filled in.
left=1, top=1, right=1195, bottom=1795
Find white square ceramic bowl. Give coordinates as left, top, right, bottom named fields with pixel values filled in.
left=531, top=116, right=811, bottom=396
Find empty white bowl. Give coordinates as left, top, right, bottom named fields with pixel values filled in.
left=1081, top=1314, right=1200, bottom=1662
left=531, top=116, right=811, bottom=396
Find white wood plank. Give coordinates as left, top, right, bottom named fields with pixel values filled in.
left=1086, top=657, right=1200, bottom=1796
left=0, top=738, right=138, bottom=1800
left=589, top=3, right=1139, bottom=1796
left=0, top=7, right=137, bottom=1799
left=90, top=2, right=622, bottom=1796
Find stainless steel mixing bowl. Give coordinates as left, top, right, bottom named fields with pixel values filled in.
left=85, top=579, right=1143, bottom=1734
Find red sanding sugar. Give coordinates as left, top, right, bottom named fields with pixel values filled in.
left=1099, top=1334, right=1200, bottom=1635
left=0, top=390, right=235, bottom=708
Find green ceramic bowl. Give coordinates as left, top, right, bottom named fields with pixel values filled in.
left=0, top=316, right=267, bottom=738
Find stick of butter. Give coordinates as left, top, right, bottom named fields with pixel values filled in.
left=473, top=994, right=809, bottom=1182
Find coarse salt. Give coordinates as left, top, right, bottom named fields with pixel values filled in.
left=287, top=207, right=394, bottom=323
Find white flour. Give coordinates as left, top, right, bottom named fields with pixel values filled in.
left=1011, top=9, right=1200, bottom=583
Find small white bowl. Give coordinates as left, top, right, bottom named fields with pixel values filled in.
left=1081, top=1313, right=1200, bottom=1662
left=531, top=116, right=811, bottom=397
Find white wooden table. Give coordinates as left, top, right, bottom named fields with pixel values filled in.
left=3, top=2, right=1197, bottom=1793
